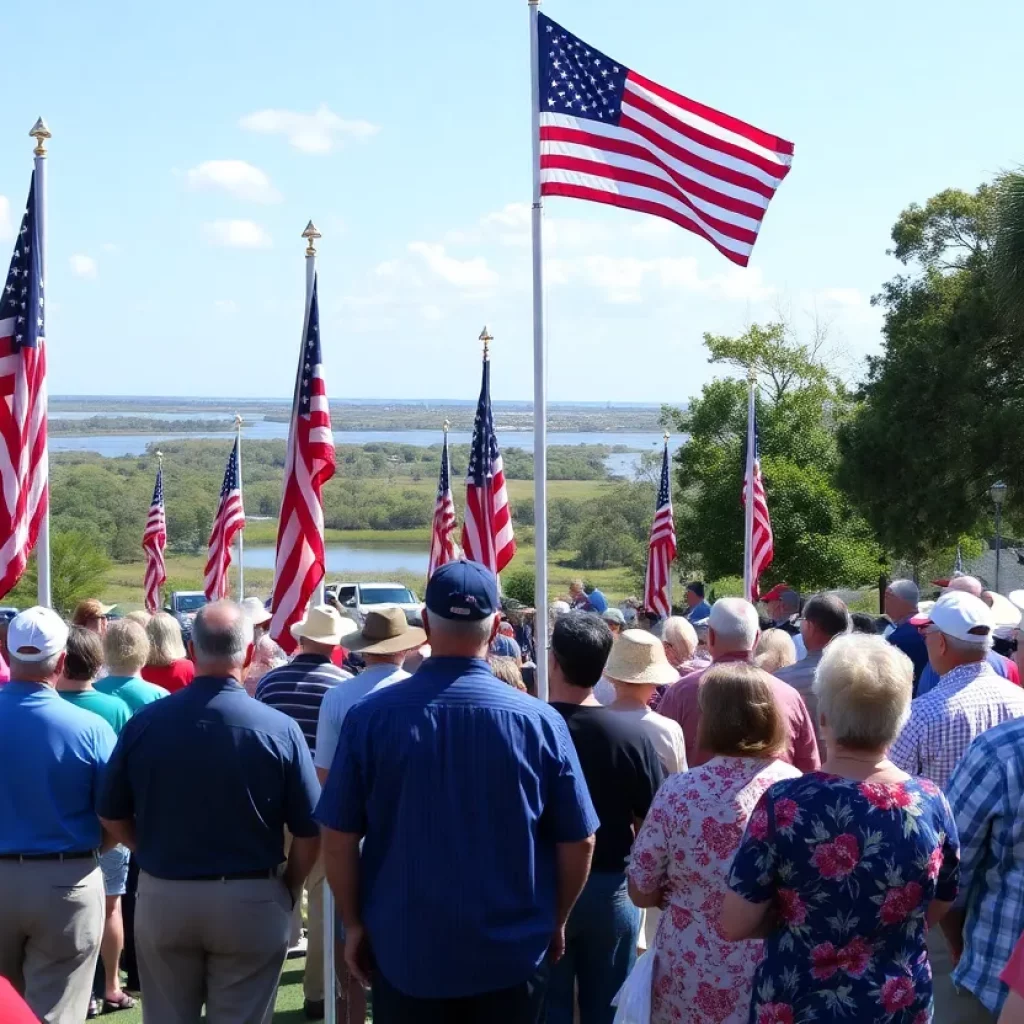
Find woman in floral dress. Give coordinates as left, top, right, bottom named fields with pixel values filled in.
left=629, top=662, right=802, bottom=1024
left=721, top=633, right=960, bottom=1024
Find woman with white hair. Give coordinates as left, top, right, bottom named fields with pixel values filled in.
left=141, top=612, right=195, bottom=694
left=753, top=627, right=798, bottom=674
left=720, top=634, right=960, bottom=1024
left=661, top=615, right=708, bottom=676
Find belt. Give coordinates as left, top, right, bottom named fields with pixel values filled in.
left=0, top=850, right=96, bottom=862
left=181, top=869, right=278, bottom=882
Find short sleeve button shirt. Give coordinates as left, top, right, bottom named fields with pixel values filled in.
left=316, top=656, right=599, bottom=1000
left=98, top=676, right=320, bottom=879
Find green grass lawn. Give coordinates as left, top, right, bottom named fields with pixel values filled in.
left=114, top=957, right=365, bottom=1023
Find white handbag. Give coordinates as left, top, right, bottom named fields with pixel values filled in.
left=611, top=950, right=654, bottom=1024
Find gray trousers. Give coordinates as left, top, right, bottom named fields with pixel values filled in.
left=0, top=857, right=104, bottom=1024
left=136, top=871, right=292, bottom=1024
left=929, top=928, right=996, bottom=1024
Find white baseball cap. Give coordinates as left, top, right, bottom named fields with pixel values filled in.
left=9, top=606, right=70, bottom=662
left=913, top=591, right=994, bottom=645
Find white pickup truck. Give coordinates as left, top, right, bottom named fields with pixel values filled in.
left=325, top=582, right=421, bottom=624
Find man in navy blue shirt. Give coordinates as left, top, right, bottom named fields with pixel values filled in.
left=683, top=581, right=711, bottom=623
left=98, top=601, right=321, bottom=1024
left=884, top=579, right=929, bottom=691
left=0, top=608, right=116, bottom=1024
left=318, top=560, right=599, bottom=1024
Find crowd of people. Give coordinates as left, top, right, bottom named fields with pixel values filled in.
left=5, top=565, right=1024, bottom=1023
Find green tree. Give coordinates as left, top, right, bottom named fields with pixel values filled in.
left=992, top=171, right=1024, bottom=328
left=837, top=182, right=1024, bottom=563
left=9, top=532, right=112, bottom=616
left=665, top=323, right=881, bottom=590
left=502, top=567, right=536, bottom=606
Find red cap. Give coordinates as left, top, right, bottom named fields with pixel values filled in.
left=760, top=583, right=790, bottom=602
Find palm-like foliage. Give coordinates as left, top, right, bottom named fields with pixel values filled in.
left=992, top=170, right=1024, bottom=327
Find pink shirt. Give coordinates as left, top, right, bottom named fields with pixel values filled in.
left=656, top=652, right=821, bottom=772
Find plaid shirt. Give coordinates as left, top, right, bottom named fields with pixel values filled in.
left=889, top=661, right=1024, bottom=790
left=946, top=716, right=1024, bottom=1014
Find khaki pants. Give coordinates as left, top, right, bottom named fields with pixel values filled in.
left=928, top=928, right=996, bottom=1024
left=137, top=871, right=292, bottom=1024
left=0, top=857, right=104, bottom=1024
left=295, top=856, right=325, bottom=1003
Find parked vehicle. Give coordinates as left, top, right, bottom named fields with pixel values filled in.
left=324, top=582, right=420, bottom=624
left=166, top=591, right=208, bottom=622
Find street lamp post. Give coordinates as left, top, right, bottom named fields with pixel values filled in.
left=991, top=481, right=1008, bottom=594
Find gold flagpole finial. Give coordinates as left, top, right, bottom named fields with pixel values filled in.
left=443, top=418, right=450, bottom=435
left=235, top=413, right=243, bottom=430
left=30, top=118, right=51, bottom=158
left=155, top=450, right=164, bottom=466
left=479, top=325, right=493, bottom=359
left=302, top=220, right=321, bottom=257
left=747, top=364, right=757, bottom=384
left=663, top=430, right=670, bottom=444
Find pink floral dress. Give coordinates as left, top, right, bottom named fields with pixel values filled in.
left=728, top=773, right=960, bottom=1024
left=629, top=756, right=802, bottom=1024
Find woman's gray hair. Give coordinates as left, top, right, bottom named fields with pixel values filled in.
left=814, top=633, right=913, bottom=750
left=662, top=616, right=698, bottom=660
left=103, top=620, right=151, bottom=676
left=145, top=612, right=187, bottom=666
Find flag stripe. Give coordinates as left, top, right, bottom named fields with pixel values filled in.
left=427, top=434, right=458, bottom=580
left=142, top=467, right=167, bottom=613
left=203, top=435, right=245, bottom=601
left=644, top=444, right=677, bottom=618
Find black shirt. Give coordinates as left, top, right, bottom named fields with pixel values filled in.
left=97, top=676, right=321, bottom=879
left=551, top=704, right=664, bottom=873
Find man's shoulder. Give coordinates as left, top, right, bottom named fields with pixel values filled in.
left=969, top=714, right=1024, bottom=758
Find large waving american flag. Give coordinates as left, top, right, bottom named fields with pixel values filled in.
left=270, top=275, right=335, bottom=652
left=643, top=440, right=677, bottom=618
left=143, top=466, right=167, bottom=612
left=203, top=436, right=245, bottom=601
left=537, top=13, right=793, bottom=266
left=742, top=384, right=773, bottom=602
left=427, top=430, right=457, bottom=581
left=0, top=172, right=48, bottom=599
left=461, top=352, right=515, bottom=574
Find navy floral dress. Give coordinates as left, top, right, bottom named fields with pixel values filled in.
left=728, top=773, right=959, bottom=1024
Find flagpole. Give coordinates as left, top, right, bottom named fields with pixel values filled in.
left=743, top=367, right=756, bottom=601
left=528, top=0, right=549, bottom=701
left=663, top=431, right=672, bottom=612
left=300, top=221, right=337, bottom=1024
left=235, top=414, right=245, bottom=599
left=31, top=118, right=52, bottom=608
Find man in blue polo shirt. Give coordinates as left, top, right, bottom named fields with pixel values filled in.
left=884, top=579, right=929, bottom=691
left=683, top=581, right=711, bottom=623
left=318, top=559, right=599, bottom=1024
left=98, top=600, right=322, bottom=1024
left=0, top=607, right=116, bottom=1024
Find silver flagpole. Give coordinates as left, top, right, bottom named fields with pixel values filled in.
left=301, top=220, right=337, bottom=1024
left=31, top=118, right=52, bottom=608
left=236, top=414, right=245, bottom=599
left=529, top=0, right=549, bottom=701
left=743, top=368, right=756, bottom=600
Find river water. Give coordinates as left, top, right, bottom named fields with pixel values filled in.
left=243, top=543, right=428, bottom=576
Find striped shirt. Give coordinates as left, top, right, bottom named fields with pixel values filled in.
left=890, top=661, right=1024, bottom=790
left=946, top=716, right=1024, bottom=1014
left=254, top=654, right=350, bottom=755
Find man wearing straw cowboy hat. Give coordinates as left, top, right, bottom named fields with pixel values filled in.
left=256, top=603, right=359, bottom=1021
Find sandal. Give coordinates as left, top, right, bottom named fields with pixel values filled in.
left=87, top=997, right=101, bottom=1019
left=103, top=993, right=137, bottom=1012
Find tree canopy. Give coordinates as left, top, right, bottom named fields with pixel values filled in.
left=665, top=323, right=881, bottom=591
left=838, top=182, right=1024, bottom=563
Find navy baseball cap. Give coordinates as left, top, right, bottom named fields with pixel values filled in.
left=425, top=560, right=499, bottom=621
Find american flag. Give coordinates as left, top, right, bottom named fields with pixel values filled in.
left=742, top=385, right=773, bottom=602
left=427, top=430, right=457, bottom=580
left=270, top=275, right=335, bottom=652
left=0, top=173, right=48, bottom=600
left=643, top=441, right=677, bottom=618
left=203, top=436, right=245, bottom=601
left=143, top=466, right=167, bottom=613
left=461, top=352, right=515, bottom=574
left=537, top=14, right=793, bottom=266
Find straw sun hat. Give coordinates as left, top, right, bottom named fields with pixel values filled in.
left=604, top=629, right=678, bottom=686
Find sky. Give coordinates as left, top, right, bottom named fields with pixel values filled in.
left=2, top=0, right=1022, bottom=406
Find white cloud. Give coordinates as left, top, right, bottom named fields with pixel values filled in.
left=69, top=254, right=97, bottom=279
left=407, top=242, right=498, bottom=289
left=214, top=299, right=239, bottom=314
left=203, top=220, right=272, bottom=249
left=186, top=160, right=281, bottom=203
left=0, top=196, right=11, bottom=239
left=240, top=104, right=379, bottom=154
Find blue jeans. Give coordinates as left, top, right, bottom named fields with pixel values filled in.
left=546, top=871, right=639, bottom=1024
